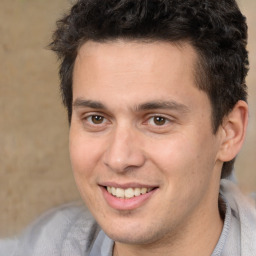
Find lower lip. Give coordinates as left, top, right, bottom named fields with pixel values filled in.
left=100, top=186, right=157, bottom=211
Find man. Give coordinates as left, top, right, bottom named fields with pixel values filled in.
left=1, top=0, right=256, bottom=255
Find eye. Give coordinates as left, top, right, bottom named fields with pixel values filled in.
left=87, top=115, right=106, bottom=125
left=81, top=113, right=111, bottom=132
left=148, top=116, right=169, bottom=126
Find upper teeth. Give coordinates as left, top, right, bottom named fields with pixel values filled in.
left=107, top=187, right=153, bottom=199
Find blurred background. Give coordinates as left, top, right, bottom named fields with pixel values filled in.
left=0, top=0, right=255, bottom=237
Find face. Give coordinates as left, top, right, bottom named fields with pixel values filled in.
left=70, top=40, right=223, bottom=245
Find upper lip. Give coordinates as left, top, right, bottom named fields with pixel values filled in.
left=99, top=182, right=158, bottom=189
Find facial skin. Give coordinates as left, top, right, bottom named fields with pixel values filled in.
left=70, top=40, right=232, bottom=255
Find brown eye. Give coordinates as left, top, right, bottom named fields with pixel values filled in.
left=90, top=115, right=105, bottom=124
left=154, top=116, right=166, bottom=125
left=152, top=116, right=167, bottom=126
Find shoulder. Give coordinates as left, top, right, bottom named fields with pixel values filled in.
left=220, top=179, right=256, bottom=255
left=0, top=201, right=101, bottom=256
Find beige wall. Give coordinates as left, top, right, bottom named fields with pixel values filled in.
left=0, top=0, right=255, bottom=237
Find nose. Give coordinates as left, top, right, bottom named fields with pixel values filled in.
left=103, top=126, right=146, bottom=173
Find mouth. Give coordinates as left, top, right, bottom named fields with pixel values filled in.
left=100, top=184, right=158, bottom=210
left=105, top=186, right=155, bottom=199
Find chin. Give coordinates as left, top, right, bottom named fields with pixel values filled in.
left=107, top=230, right=154, bottom=245
left=101, top=220, right=167, bottom=245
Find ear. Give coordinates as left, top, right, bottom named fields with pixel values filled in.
left=217, top=100, right=248, bottom=162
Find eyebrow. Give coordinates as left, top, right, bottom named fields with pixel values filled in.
left=136, top=101, right=190, bottom=113
left=73, top=98, right=189, bottom=113
left=73, top=99, right=106, bottom=109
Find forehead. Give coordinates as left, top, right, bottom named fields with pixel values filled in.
left=75, top=39, right=198, bottom=70
left=74, top=40, right=198, bottom=87
left=72, top=40, right=207, bottom=113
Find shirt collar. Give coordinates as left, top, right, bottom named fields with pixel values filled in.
left=89, top=230, right=114, bottom=256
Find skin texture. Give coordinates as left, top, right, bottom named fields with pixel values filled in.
left=69, top=40, right=248, bottom=256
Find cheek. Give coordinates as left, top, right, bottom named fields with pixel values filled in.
left=147, top=134, right=197, bottom=173
left=69, top=131, right=102, bottom=180
left=148, top=135, right=217, bottom=216
left=147, top=132, right=216, bottom=190
left=69, top=133, right=103, bottom=207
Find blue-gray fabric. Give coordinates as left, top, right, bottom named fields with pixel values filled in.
left=1, top=180, right=255, bottom=256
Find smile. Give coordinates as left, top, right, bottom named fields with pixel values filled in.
left=106, top=186, right=154, bottom=199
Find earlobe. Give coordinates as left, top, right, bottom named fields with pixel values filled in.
left=217, top=100, right=248, bottom=162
